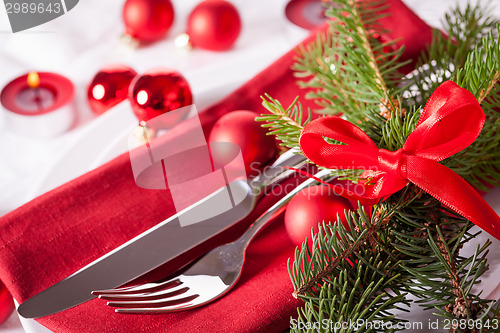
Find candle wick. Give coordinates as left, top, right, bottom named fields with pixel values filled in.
left=33, top=87, right=43, bottom=111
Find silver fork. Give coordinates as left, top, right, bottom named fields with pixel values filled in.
left=92, top=169, right=332, bottom=313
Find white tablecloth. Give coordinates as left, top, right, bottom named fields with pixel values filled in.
left=0, top=0, right=498, bottom=332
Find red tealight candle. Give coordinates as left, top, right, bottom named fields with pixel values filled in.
left=1, top=72, right=75, bottom=137
left=16, top=72, right=56, bottom=112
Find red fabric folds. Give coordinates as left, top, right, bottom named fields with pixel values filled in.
left=300, top=81, right=500, bottom=240
left=0, top=1, right=435, bottom=332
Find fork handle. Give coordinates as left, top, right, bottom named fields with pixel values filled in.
left=248, top=148, right=307, bottom=196
left=237, top=169, right=333, bottom=248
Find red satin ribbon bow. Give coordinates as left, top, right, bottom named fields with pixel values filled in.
left=299, top=81, right=500, bottom=240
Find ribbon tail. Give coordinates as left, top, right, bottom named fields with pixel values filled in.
left=407, top=156, right=500, bottom=240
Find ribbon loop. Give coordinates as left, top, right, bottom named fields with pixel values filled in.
left=299, top=81, right=500, bottom=240
left=404, top=81, right=485, bottom=160
left=299, top=116, right=379, bottom=170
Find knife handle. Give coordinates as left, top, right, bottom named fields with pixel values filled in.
left=249, top=148, right=307, bottom=195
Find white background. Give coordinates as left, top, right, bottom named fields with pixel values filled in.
left=0, top=0, right=499, bottom=332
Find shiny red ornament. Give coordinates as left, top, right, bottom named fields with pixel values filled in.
left=129, top=68, right=193, bottom=124
left=87, top=65, right=137, bottom=115
left=187, top=0, right=241, bottom=51
left=209, top=110, right=278, bottom=176
left=284, top=185, right=353, bottom=247
left=0, top=280, right=14, bottom=325
left=123, top=0, right=175, bottom=43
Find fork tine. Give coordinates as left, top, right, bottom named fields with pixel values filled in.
left=97, top=286, right=189, bottom=302
left=92, top=278, right=182, bottom=296
left=114, top=302, right=195, bottom=314
left=107, top=293, right=199, bottom=309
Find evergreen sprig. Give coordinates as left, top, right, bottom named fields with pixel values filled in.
left=257, top=94, right=311, bottom=150
left=388, top=191, right=499, bottom=326
left=292, top=0, right=407, bottom=137
left=449, top=27, right=500, bottom=190
left=378, top=104, right=420, bottom=151
left=400, top=2, right=499, bottom=106
left=257, top=1, right=500, bottom=331
left=289, top=201, right=411, bottom=332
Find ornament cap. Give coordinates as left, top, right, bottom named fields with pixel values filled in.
left=119, top=34, right=140, bottom=50
left=174, top=33, right=193, bottom=51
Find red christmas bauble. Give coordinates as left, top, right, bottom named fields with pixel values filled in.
left=87, top=64, right=137, bottom=115
left=284, top=185, right=353, bottom=247
left=0, top=280, right=14, bottom=325
left=129, top=68, right=193, bottom=124
left=187, top=0, right=241, bottom=51
left=208, top=110, right=278, bottom=176
left=123, top=0, right=175, bottom=43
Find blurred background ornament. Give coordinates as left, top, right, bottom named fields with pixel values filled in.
left=186, top=0, right=241, bottom=51
left=285, top=0, right=329, bottom=30
left=129, top=68, right=193, bottom=125
left=209, top=110, right=278, bottom=176
left=87, top=65, right=137, bottom=116
left=122, top=0, right=175, bottom=44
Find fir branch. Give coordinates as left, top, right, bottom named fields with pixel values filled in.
left=448, top=26, right=500, bottom=190
left=348, top=0, right=389, bottom=94
left=379, top=104, right=419, bottom=151
left=292, top=205, right=393, bottom=298
left=391, top=193, right=496, bottom=328
left=455, top=28, right=500, bottom=98
left=442, top=2, right=498, bottom=66
left=477, top=72, right=499, bottom=104
left=400, top=2, right=498, bottom=107
left=293, top=270, right=408, bottom=332
left=293, top=0, right=407, bottom=136
left=289, top=191, right=420, bottom=332
left=256, top=94, right=312, bottom=149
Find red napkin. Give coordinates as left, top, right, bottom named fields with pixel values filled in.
left=0, top=2, right=434, bottom=332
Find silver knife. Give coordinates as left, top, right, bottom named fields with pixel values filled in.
left=17, top=149, right=306, bottom=318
